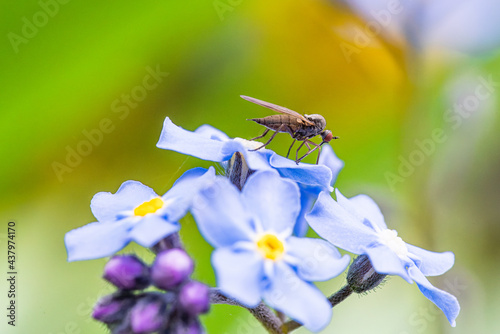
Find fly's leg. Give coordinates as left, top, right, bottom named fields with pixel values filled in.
left=296, top=140, right=321, bottom=164
left=309, top=143, right=323, bottom=165
left=295, top=140, right=308, bottom=162
left=286, top=139, right=297, bottom=159
left=250, top=128, right=270, bottom=141
left=315, top=144, right=322, bottom=164
left=250, top=125, right=284, bottom=151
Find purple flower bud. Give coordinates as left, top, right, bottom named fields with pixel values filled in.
left=184, top=321, right=204, bottom=334
left=92, top=293, right=136, bottom=324
left=179, top=281, right=210, bottom=316
left=347, top=255, right=386, bottom=293
left=165, top=317, right=204, bottom=334
left=151, top=249, right=194, bottom=290
left=93, top=301, right=120, bottom=322
left=103, top=255, right=150, bottom=290
left=130, top=294, right=168, bottom=333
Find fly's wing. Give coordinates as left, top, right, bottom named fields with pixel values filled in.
left=240, top=95, right=315, bottom=126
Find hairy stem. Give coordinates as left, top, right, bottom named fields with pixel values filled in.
left=282, top=285, right=353, bottom=333
left=210, top=289, right=283, bottom=334
left=276, top=310, right=286, bottom=323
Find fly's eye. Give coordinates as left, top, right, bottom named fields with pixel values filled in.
left=321, top=130, right=338, bottom=143
left=321, top=131, right=333, bottom=142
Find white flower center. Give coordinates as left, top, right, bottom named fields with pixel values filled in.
left=378, top=229, right=408, bottom=258
left=234, top=137, right=263, bottom=150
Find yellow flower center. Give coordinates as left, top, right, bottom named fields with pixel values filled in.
left=256, top=234, right=285, bottom=261
left=134, top=197, right=164, bottom=217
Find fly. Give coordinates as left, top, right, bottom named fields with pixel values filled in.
left=241, top=95, right=338, bottom=164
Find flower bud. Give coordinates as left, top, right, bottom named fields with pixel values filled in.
left=152, top=234, right=182, bottom=254
left=226, top=151, right=254, bottom=190
left=130, top=293, right=170, bottom=333
left=103, top=255, right=150, bottom=290
left=183, top=320, right=204, bottom=334
left=164, top=317, right=204, bottom=334
left=347, top=255, right=386, bottom=293
left=151, top=249, right=194, bottom=290
left=92, top=292, right=136, bottom=324
left=179, top=281, right=210, bottom=316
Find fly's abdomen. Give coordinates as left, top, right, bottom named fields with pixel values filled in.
left=248, top=115, right=298, bottom=132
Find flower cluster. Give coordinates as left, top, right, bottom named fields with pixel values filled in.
left=93, top=247, right=209, bottom=333
left=66, top=115, right=460, bottom=333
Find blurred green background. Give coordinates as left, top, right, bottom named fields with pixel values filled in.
left=1, top=0, right=499, bottom=333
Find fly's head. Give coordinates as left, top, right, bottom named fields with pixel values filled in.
left=320, top=130, right=339, bottom=145
left=304, top=114, right=326, bottom=132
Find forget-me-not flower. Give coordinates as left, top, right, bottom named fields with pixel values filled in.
left=157, top=117, right=343, bottom=236
left=306, top=189, right=460, bottom=326
left=157, top=117, right=342, bottom=192
left=191, top=171, right=350, bottom=332
left=65, top=167, right=215, bottom=261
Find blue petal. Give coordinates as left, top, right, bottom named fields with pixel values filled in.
left=407, top=244, right=455, bottom=276
left=129, top=215, right=180, bottom=247
left=408, top=265, right=460, bottom=327
left=318, top=145, right=343, bottom=187
left=191, top=177, right=255, bottom=248
left=241, top=171, right=300, bottom=234
left=156, top=117, right=229, bottom=161
left=162, top=167, right=216, bottom=222
left=65, top=221, right=133, bottom=261
left=334, top=189, right=368, bottom=226
left=293, top=187, right=316, bottom=237
left=194, top=124, right=229, bottom=141
left=363, top=244, right=412, bottom=283
left=306, top=192, right=378, bottom=254
left=286, top=237, right=350, bottom=281
left=269, top=153, right=333, bottom=192
left=348, top=194, right=387, bottom=230
left=91, top=181, right=158, bottom=222
left=212, top=248, right=264, bottom=307
left=263, top=262, right=332, bottom=332
left=221, top=140, right=275, bottom=171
